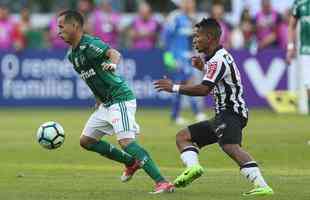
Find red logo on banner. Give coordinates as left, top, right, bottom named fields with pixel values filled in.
left=207, top=61, right=218, bottom=79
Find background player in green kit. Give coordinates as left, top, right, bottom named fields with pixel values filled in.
left=57, top=10, right=175, bottom=194
left=287, top=0, right=310, bottom=114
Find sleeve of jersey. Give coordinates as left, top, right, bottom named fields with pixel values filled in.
left=86, top=40, right=110, bottom=61
left=201, top=59, right=226, bottom=87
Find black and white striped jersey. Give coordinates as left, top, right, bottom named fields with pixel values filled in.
left=201, top=47, right=248, bottom=119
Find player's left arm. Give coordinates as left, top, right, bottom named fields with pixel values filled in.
left=102, top=48, right=121, bottom=71
left=154, top=77, right=213, bottom=96
left=87, top=39, right=120, bottom=71
left=154, top=58, right=226, bottom=96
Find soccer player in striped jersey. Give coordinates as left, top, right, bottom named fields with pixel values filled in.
left=154, top=18, right=273, bottom=196
left=57, top=10, right=174, bottom=194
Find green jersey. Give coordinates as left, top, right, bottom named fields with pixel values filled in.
left=292, top=0, right=310, bottom=54
left=67, top=34, right=135, bottom=107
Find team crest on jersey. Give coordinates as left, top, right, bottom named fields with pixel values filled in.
left=80, top=55, right=86, bottom=65
left=207, top=61, right=218, bottom=79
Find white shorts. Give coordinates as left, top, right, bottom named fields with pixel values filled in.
left=299, top=55, right=310, bottom=88
left=82, top=99, right=140, bottom=141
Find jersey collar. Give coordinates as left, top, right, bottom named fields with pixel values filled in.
left=204, top=45, right=223, bottom=62
left=73, top=34, right=86, bottom=51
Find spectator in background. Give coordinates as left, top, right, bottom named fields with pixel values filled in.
left=231, top=8, right=255, bottom=49
left=77, top=0, right=94, bottom=33
left=162, top=0, right=206, bottom=125
left=88, top=0, right=120, bottom=48
left=129, top=2, right=161, bottom=50
left=48, top=9, right=68, bottom=49
left=255, top=0, right=281, bottom=49
left=211, top=2, right=231, bottom=49
left=240, top=9, right=255, bottom=49
left=277, top=9, right=290, bottom=50
left=78, top=0, right=93, bottom=17
left=0, top=4, right=23, bottom=50
left=15, top=7, right=31, bottom=49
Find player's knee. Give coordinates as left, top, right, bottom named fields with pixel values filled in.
left=80, top=138, right=89, bottom=150
left=118, top=138, right=134, bottom=149
left=80, top=135, right=96, bottom=150
left=220, top=144, right=239, bottom=155
left=176, top=129, right=191, bottom=144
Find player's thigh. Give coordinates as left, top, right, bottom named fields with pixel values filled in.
left=82, top=105, right=114, bottom=140
left=217, top=112, right=247, bottom=146
left=108, top=100, right=140, bottom=140
left=187, top=118, right=219, bottom=148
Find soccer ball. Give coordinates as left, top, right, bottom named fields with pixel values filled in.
left=36, top=121, right=65, bottom=149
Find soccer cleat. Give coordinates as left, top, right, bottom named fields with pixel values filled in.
left=173, top=164, right=204, bottom=188
left=120, top=159, right=141, bottom=182
left=149, top=181, right=175, bottom=194
left=242, top=186, right=274, bottom=196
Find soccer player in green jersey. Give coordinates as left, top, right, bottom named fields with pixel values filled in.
left=287, top=0, right=310, bottom=114
left=57, top=10, right=175, bottom=194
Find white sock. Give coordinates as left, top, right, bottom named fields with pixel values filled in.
left=240, top=161, right=268, bottom=188
left=180, top=146, right=200, bottom=167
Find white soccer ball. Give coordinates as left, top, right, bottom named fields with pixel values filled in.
left=36, top=121, right=65, bottom=150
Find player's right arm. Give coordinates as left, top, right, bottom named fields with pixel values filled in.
left=286, top=15, right=298, bottom=64
left=287, top=1, right=299, bottom=64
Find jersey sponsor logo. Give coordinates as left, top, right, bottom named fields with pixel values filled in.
left=80, top=68, right=96, bottom=80
left=207, top=61, right=218, bottom=79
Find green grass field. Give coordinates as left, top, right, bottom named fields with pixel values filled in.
left=1, top=108, right=310, bottom=200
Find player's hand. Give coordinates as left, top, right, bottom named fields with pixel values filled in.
left=192, top=56, right=204, bottom=71
left=286, top=49, right=296, bottom=65
left=102, top=62, right=117, bottom=71
left=153, top=76, right=173, bottom=93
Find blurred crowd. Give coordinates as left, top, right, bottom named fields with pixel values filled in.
left=0, top=0, right=291, bottom=52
